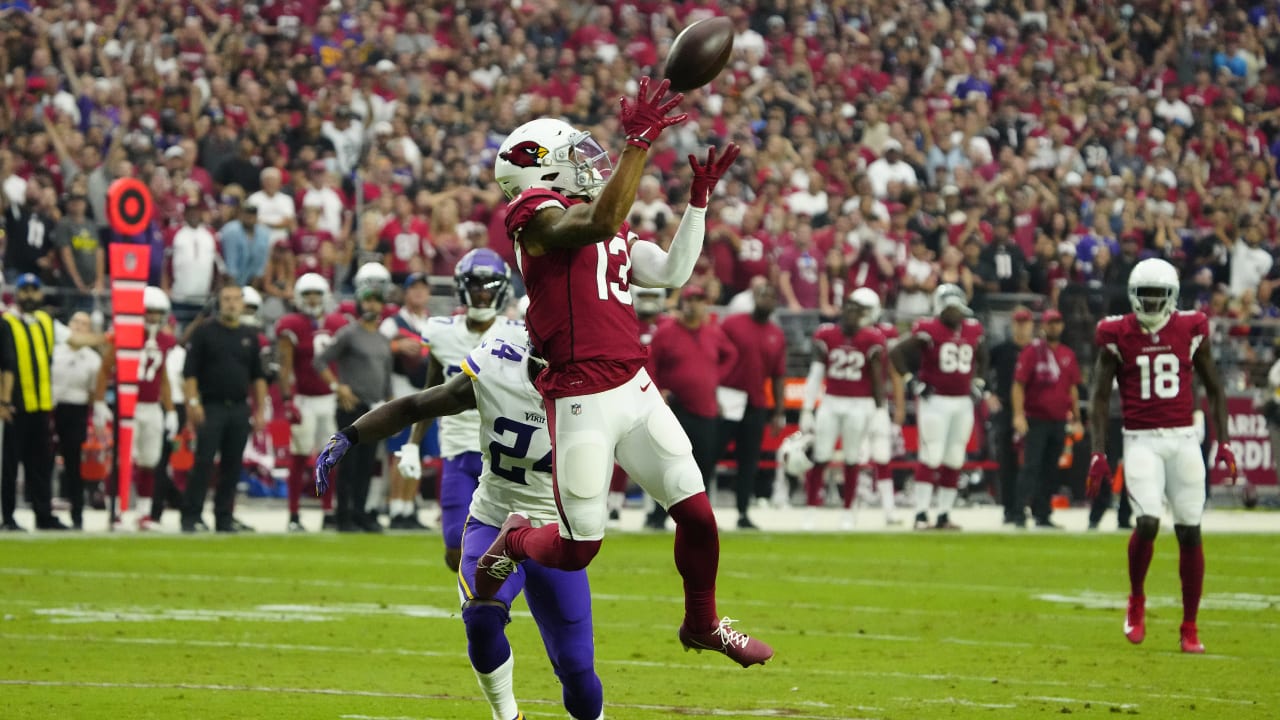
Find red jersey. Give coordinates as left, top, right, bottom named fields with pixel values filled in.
left=734, top=231, right=777, bottom=290
left=276, top=312, right=345, bottom=397
left=912, top=317, right=984, bottom=396
left=137, top=331, right=177, bottom=404
left=507, top=188, right=647, bottom=399
left=1095, top=311, right=1208, bottom=431
left=380, top=216, right=432, bottom=277
left=813, top=323, right=886, bottom=398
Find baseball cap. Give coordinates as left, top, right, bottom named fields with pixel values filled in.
left=882, top=138, right=903, bottom=153
left=1042, top=309, right=1064, bottom=323
left=1012, top=308, right=1033, bottom=322
left=220, top=194, right=241, bottom=206
left=680, top=284, right=709, bottom=301
left=15, top=273, right=41, bottom=290
left=402, top=272, right=429, bottom=291
left=163, top=145, right=185, bottom=160
left=309, top=160, right=327, bottom=173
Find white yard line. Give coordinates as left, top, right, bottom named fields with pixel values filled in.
left=0, top=632, right=1266, bottom=705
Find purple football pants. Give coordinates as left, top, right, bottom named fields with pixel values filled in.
left=441, top=452, right=483, bottom=551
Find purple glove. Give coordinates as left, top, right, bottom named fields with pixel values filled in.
left=314, top=432, right=352, bottom=496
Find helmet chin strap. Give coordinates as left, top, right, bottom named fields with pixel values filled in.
left=467, top=307, right=497, bottom=323
left=1137, top=312, right=1172, bottom=333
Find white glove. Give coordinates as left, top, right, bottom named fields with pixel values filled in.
left=799, top=409, right=816, bottom=434
left=93, top=401, right=112, bottom=428
left=395, top=443, right=422, bottom=480
left=872, top=406, right=892, bottom=435
left=164, top=410, right=179, bottom=436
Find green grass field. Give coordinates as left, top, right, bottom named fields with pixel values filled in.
left=1, top=532, right=1276, bottom=719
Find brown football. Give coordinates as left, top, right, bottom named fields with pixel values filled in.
left=662, top=17, right=735, bottom=93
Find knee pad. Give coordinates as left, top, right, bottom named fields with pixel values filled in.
left=559, top=666, right=604, bottom=720
left=461, top=601, right=511, bottom=673
left=1135, top=515, right=1161, bottom=541
left=559, top=538, right=602, bottom=571
left=1174, top=524, right=1202, bottom=548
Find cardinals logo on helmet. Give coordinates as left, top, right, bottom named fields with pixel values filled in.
left=499, top=141, right=548, bottom=168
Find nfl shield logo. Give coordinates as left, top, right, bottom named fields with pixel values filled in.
left=571, top=403, right=582, bottom=416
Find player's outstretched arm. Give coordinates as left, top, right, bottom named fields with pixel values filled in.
left=631, top=143, right=740, bottom=288
left=352, top=372, right=477, bottom=444
left=524, top=77, right=686, bottom=255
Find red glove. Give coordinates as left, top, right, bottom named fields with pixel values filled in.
left=283, top=401, right=302, bottom=425
left=1215, top=442, right=1239, bottom=483
left=619, top=76, right=687, bottom=150
left=688, top=143, right=741, bottom=209
left=1086, top=451, right=1111, bottom=500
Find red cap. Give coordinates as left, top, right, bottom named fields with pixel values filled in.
left=1042, top=309, right=1064, bottom=323
left=681, top=284, right=709, bottom=301
left=1012, top=308, right=1033, bottom=322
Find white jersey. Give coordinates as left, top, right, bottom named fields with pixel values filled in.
left=425, top=315, right=526, bottom=457
left=462, top=336, right=556, bottom=527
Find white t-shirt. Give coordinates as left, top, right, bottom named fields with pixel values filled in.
left=169, top=225, right=218, bottom=302
left=630, top=198, right=674, bottom=235
left=246, top=190, right=296, bottom=247
left=1230, top=241, right=1273, bottom=299
left=865, top=158, right=918, bottom=198
left=52, top=345, right=102, bottom=405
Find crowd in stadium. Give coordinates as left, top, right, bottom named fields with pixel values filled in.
left=0, top=0, right=1277, bottom=531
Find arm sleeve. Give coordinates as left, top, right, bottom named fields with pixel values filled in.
left=628, top=206, right=707, bottom=288
left=802, top=361, right=825, bottom=412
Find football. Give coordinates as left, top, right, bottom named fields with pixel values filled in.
left=662, top=17, right=734, bottom=93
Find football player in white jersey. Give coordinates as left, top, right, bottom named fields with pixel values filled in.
left=402, top=249, right=522, bottom=571
left=315, top=332, right=604, bottom=720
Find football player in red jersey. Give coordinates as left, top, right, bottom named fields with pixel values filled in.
left=1089, top=259, right=1238, bottom=654
left=475, top=77, right=773, bottom=667
left=800, top=288, right=889, bottom=530
left=276, top=273, right=340, bottom=532
left=890, top=284, right=987, bottom=531
left=94, top=287, right=179, bottom=531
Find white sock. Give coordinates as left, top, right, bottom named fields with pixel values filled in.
left=877, top=479, right=896, bottom=518
left=937, top=486, right=959, bottom=515
left=607, top=491, right=624, bottom=513
left=913, top=480, right=934, bottom=514
left=388, top=499, right=403, bottom=517
left=474, top=652, right=518, bottom=720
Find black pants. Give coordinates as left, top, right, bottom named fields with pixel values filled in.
left=1088, top=416, right=1132, bottom=527
left=53, top=403, right=90, bottom=524
left=182, top=401, right=252, bottom=527
left=336, top=406, right=374, bottom=523
left=647, top=402, right=719, bottom=524
left=1015, top=418, right=1065, bottom=523
left=2, top=410, right=56, bottom=523
left=150, top=404, right=186, bottom=521
left=992, top=411, right=1020, bottom=521
left=718, top=405, right=769, bottom=516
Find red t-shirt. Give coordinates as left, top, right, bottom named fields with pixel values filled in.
left=719, top=314, right=787, bottom=408
left=649, top=319, right=735, bottom=418
left=1095, top=311, right=1207, bottom=430
left=1013, top=339, right=1081, bottom=421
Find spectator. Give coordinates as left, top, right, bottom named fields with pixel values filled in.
left=51, top=311, right=100, bottom=530
left=645, top=285, right=738, bottom=530
left=978, top=222, right=1030, bottom=294
left=718, top=282, right=787, bottom=530
left=866, top=139, right=918, bottom=199
left=53, top=192, right=103, bottom=312
left=247, top=167, right=297, bottom=248
left=1011, top=310, right=1081, bottom=530
left=180, top=285, right=267, bottom=533
left=315, top=284, right=393, bottom=533
left=378, top=273, right=431, bottom=530
left=168, top=202, right=220, bottom=313
left=777, top=224, right=821, bottom=312
left=630, top=175, right=674, bottom=236
left=4, top=179, right=56, bottom=282
left=220, top=197, right=270, bottom=289
left=214, top=135, right=263, bottom=195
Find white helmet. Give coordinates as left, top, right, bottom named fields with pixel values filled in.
left=293, top=273, right=330, bottom=318
left=848, top=287, right=882, bottom=326
left=779, top=432, right=815, bottom=477
left=933, top=283, right=972, bottom=317
left=241, top=286, right=263, bottom=327
left=1128, top=258, right=1180, bottom=330
left=494, top=118, right=612, bottom=200
left=353, top=262, right=392, bottom=298
left=143, top=286, right=170, bottom=314
left=632, top=287, right=667, bottom=317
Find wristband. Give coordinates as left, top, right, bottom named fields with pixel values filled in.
left=340, top=425, right=360, bottom=445
left=329, top=381, right=339, bottom=392
left=626, top=136, right=652, bottom=150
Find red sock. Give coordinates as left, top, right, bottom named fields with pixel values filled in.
left=874, top=463, right=892, bottom=483
left=842, top=465, right=859, bottom=509
left=1179, top=542, right=1204, bottom=624
left=936, top=467, right=960, bottom=489
left=505, top=525, right=601, bottom=570
left=668, top=493, right=719, bottom=633
left=134, top=467, right=155, bottom=498
left=288, top=455, right=307, bottom=514
left=915, top=462, right=936, bottom=486
left=1128, top=531, right=1155, bottom=598
left=804, top=464, right=826, bottom=507
left=609, top=465, right=628, bottom=493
